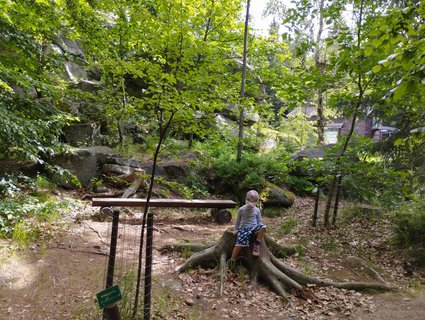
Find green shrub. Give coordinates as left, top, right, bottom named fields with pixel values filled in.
left=0, top=176, right=21, bottom=197
left=392, top=200, right=425, bottom=247
left=12, top=221, right=41, bottom=246
left=45, top=164, right=81, bottom=189
left=35, top=175, right=56, bottom=189
left=0, top=194, right=74, bottom=238
left=411, top=248, right=425, bottom=267
left=281, top=175, right=314, bottom=196
left=154, top=176, right=209, bottom=199
left=341, top=164, right=410, bottom=207
left=201, top=151, right=289, bottom=200
left=0, top=200, right=22, bottom=236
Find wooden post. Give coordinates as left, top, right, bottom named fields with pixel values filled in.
left=143, top=212, right=154, bottom=320
left=104, top=304, right=121, bottom=320
left=312, top=186, right=320, bottom=227
left=106, top=208, right=120, bottom=288
left=92, top=198, right=237, bottom=319
left=332, top=175, right=343, bottom=226
left=103, top=208, right=121, bottom=320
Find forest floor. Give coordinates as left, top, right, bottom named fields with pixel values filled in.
left=0, top=194, right=424, bottom=320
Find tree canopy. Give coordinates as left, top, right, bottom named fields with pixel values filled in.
left=0, top=0, right=424, bottom=197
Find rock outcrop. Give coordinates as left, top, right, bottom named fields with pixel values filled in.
left=260, top=181, right=296, bottom=208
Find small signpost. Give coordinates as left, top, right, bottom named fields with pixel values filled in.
left=96, top=285, right=122, bottom=309
left=92, top=199, right=236, bottom=320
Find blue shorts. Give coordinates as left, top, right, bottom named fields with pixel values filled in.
left=235, top=224, right=266, bottom=247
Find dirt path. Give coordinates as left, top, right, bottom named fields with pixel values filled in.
left=1, top=208, right=424, bottom=319
left=0, top=223, right=108, bottom=320
left=351, top=292, right=425, bottom=320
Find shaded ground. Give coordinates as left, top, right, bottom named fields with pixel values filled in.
left=351, top=292, right=425, bottom=320
left=0, top=197, right=424, bottom=319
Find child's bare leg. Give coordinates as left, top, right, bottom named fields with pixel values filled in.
left=230, top=246, right=242, bottom=260
left=256, top=227, right=266, bottom=242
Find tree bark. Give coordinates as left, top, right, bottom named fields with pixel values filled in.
left=323, top=0, right=366, bottom=226
left=315, top=0, right=326, bottom=146
left=174, top=231, right=394, bottom=299
left=236, top=0, right=251, bottom=162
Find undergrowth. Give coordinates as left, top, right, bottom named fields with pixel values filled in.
left=0, top=174, right=76, bottom=242
left=392, top=199, right=425, bottom=267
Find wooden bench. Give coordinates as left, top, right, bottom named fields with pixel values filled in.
left=92, top=198, right=237, bottom=224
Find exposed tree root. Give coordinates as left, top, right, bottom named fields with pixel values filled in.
left=264, top=235, right=297, bottom=258
left=173, top=231, right=395, bottom=298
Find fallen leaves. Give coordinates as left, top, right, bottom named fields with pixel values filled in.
left=165, top=198, right=424, bottom=319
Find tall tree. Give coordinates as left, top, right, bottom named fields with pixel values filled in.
left=322, top=0, right=407, bottom=224
left=266, top=0, right=346, bottom=146
left=368, top=0, right=425, bottom=194
left=237, top=0, right=251, bottom=162
left=65, top=1, right=244, bottom=318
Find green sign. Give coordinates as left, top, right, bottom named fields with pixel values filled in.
left=96, top=285, right=122, bottom=309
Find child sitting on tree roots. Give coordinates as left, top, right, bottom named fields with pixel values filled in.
left=229, top=190, right=267, bottom=262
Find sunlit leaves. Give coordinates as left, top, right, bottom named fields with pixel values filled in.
left=0, top=0, right=77, bottom=161
left=365, top=2, right=425, bottom=102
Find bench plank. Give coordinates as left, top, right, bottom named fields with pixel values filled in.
left=92, top=198, right=237, bottom=209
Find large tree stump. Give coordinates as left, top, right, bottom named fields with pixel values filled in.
left=174, top=231, right=394, bottom=299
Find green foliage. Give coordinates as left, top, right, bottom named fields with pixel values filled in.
left=392, top=200, right=425, bottom=248
left=367, top=3, right=425, bottom=102
left=335, top=136, right=412, bottom=207
left=0, top=175, right=21, bottom=198
left=0, top=88, right=72, bottom=161
left=278, top=107, right=318, bottom=150
left=381, top=130, right=425, bottom=197
left=12, top=220, right=41, bottom=247
left=45, top=164, right=81, bottom=189
left=64, top=0, right=244, bottom=149
left=341, top=165, right=409, bottom=207
left=0, top=0, right=77, bottom=162
left=181, top=242, right=193, bottom=259
left=114, top=140, right=148, bottom=160
left=0, top=200, right=22, bottom=236
left=154, top=176, right=208, bottom=199
left=116, top=272, right=138, bottom=318
left=202, top=149, right=289, bottom=200
left=340, top=205, right=381, bottom=223
left=282, top=175, right=315, bottom=196
left=0, top=192, right=74, bottom=238
left=35, top=175, right=56, bottom=189
left=323, top=234, right=339, bottom=253
left=289, top=136, right=412, bottom=205
left=89, top=177, right=104, bottom=192
left=410, top=248, right=425, bottom=268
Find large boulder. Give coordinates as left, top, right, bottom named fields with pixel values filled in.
left=290, top=144, right=335, bottom=161
left=50, top=146, right=120, bottom=188
left=220, top=104, right=259, bottom=126
left=260, top=181, right=296, bottom=208
left=62, top=123, right=101, bottom=147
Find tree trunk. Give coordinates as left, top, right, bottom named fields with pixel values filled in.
left=312, top=186, right=320, bottom=227
left=174, top=231, right=394, bottom=299
left=236, top=0, right=251, bottom=162
left=332, top=175, right=343, bottom=225
left=315, top=0, right=326, bottom=146
left=323, top=0, right=366, bottom=226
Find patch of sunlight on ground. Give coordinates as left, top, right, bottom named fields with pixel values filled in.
left=0, top=245, right=38, bottom=290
